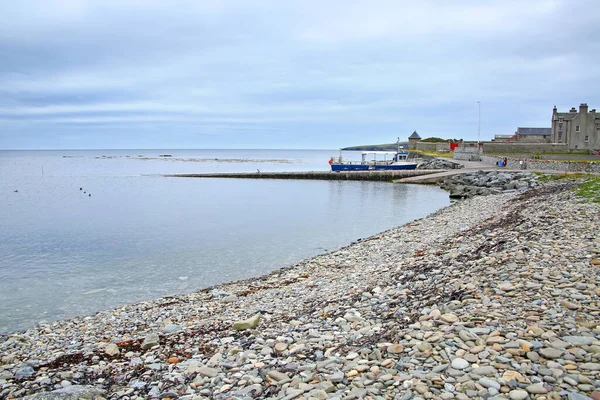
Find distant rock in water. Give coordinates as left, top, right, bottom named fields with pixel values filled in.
left=341, top=142, right=409, bottom=151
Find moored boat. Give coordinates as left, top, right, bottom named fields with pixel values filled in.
left=329, top=149, right=418, bottom=171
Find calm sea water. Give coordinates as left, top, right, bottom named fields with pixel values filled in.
left=0, top=149, right=450, bottom=334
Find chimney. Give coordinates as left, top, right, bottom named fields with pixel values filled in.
left=570, top=107, right=577, bottom=113
left=579, top=103, right=588, bottom=114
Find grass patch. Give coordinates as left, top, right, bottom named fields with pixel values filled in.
left=575, top=176, right=600, bottom=203
left=410, top=150, right=454, bottom=159
left=536, top=172, right=589, bottom=182
left=533, top=173, right=600, bottom=202
left=485, top=151, right=590, bottom=155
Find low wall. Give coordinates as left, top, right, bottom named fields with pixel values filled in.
left=454, top=145, right=481, bottom=161
left=485, top=153, right=600, bottom=161
left=416, top=142, right=450, bottom=152
left=483, top=143, right=568, bottom=154
left=516, top=135, right=552, bottom=143
left=480, top=155, right=600, bottom=173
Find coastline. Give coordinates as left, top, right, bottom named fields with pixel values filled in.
left=2, top=181, right=600, bottom=399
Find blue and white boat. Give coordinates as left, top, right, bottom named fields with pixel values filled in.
left=329, top=149, right=418, bottom=171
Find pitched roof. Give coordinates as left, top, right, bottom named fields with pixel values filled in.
left=408, top=131, right=421, bottom=139
left=556, top=112, right=577, bottom=121
left=517, top=127, right=551, bottom=135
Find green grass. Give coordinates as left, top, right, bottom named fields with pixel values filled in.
left=534, top=173, right=600, bottom=202
left=535, top=172, right=588, bottom=182
left=485, top=151, right=590, bottom=155
left=410, top=150, right=454, bottom=159
left=575, top=176, right=600, bottom=203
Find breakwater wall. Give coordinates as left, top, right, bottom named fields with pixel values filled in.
left=480, top=155, right=600, bottom=173
left=167, top=170, right=439, bottom=181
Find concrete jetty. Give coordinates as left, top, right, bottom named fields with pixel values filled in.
left=167, top=170, right=439, bottom=181
left=394, top=168, right=518, bottom=184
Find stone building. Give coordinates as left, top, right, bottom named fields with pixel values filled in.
left=551, top=103, right=600, bottom=150
left=408, top=131, right=421, bottom=150
left=515, top=127, right=552, bottom=143
left=493, top=134, right=515, bottom=142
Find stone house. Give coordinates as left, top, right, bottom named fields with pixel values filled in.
left=493, top=134, right=515, bottom=142
left=551, top=103, right=600, bottom=150
left=515, top=127, right=552, bottom=143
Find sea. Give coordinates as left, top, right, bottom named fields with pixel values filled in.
left=0, top=149, right=450, bottom=334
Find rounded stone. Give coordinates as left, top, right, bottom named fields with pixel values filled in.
left=441, top=314, right=459, bottom=323
left=509, top=389, right=529, bottom=400
left=451, top=358, right=469, bottom=370
left=387, top=344, right=404, bottom=354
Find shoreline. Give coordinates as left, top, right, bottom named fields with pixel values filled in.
left=2, top=181, right=600, bottom=399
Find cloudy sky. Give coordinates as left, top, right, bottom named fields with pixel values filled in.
left=1, top=0, right=599, bottom=150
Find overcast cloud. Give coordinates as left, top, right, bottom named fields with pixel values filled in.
left=1, top=0, right=599, bottom=149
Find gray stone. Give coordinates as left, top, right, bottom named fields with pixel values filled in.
left=21, top=385, right=105, bottom=399
left=525, top=384, right=548, bottom=394
left=141, top=333, right=160, bottom=350
left=562, top=336, right=595, bottom=346
left=15, top=365, right=35, bottom=379
left=567, top=393, right=593, bottom=400
left=198, top=366, right=218, bottom=377
left=508, top=389, right=529, bottom=400
left=161, top=323, right=181, bottom=333
left=473, top=366, right=497, bottom=376
left=581, top=363, right=600, bottom=371
left=479, top=378, right=501, bottom=391
left=451, top=358, right=469, bottom=370
left=539, top=348, right=562, bottom=359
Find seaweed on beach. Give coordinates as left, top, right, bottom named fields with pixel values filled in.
left=41, top=352, right=86, bottom=369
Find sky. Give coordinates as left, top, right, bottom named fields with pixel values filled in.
left=0, top=0, right=599, bottom=150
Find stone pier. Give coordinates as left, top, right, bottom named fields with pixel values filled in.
left=166, top=170, right=439, bottom=181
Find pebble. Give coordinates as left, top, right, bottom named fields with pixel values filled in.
left=451, top=358, right=469, bottom=370
left=387, top=344, right=404, bottom=353
left=104, top=343, right=119, bottom=356
left=509, top=389, right=529, bottom=400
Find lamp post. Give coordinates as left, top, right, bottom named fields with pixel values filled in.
left=477, top=101, right=481, bottom=152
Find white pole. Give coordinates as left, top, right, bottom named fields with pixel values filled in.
left=477, top=101, right=481, bottom=152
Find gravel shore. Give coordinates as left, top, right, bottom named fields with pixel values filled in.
left=1, top=180, right=599, bottom=400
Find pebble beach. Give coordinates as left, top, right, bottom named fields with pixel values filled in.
left=2, top=179, right=600, bottom=400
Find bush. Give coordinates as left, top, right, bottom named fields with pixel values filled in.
left=421, top=137, right=448, bottom=143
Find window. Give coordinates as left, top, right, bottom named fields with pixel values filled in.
left=585, top=135, right=589, bottom=142
left=559, top=122, right=563, bottom=132
left=576, top=125, right=580, bottom=132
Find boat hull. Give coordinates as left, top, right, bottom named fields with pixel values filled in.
left=331, top=164, right=417, bottom=171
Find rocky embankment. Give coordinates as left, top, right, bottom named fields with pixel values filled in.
left=1, top=181, right=600, bottom=400
left=439, top=171, right=540, bottom=198
left=417, top=159, right=463, bottom=170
